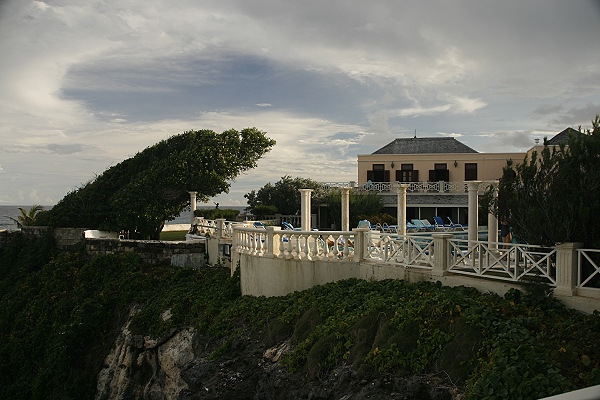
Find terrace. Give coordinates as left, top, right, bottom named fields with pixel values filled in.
left=190, top=184, right=600, bottom=314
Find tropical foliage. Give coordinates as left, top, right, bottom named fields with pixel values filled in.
left=8, top=205, right=45, bottom=228
left=244, top=175, right=328, bottom=215
left=484, top=114, right=600, bottom=248
left=37, top=128, right=275, bottom=239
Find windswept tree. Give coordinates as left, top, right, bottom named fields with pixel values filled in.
left=39, top=128, right=275, bottom=239
left=485, top=115, right=600, bottom=248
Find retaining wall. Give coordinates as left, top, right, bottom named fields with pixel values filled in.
left=3, top=227, right=206, bottom=267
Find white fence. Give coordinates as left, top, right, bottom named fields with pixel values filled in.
left=232, top=225, right=600, bottom=310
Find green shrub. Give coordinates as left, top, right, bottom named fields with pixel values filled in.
left=194, top=208, right=240, bottom=220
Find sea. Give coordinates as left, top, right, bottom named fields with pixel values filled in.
left=0, top=205, right=247, bottom=231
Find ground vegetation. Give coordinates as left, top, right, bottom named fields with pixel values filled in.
left=1, top=234, right=599, bottom=399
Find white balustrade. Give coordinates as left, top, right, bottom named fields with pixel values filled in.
left=234, top=225, right=356, bottom=261
left=448, top=239, right=557, bottom=284
left=578, top=249, right=600, bottom=290
left=233, top=224, right=599, bottom=293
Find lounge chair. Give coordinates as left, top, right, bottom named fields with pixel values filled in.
left=411, top=219, right=431, bottom=231
left=420, top=219, right=436, bottom=230
left=382, top=223, right=397, bottom=233
left=433, top=216, right=452, bottom=231
left=282, top=221, right=300, bottom=230
left=446, top=217, right=465, bottom=230
left=406, top=220, right=419, bottom=231
left=253, top=221, right=267, bottom=229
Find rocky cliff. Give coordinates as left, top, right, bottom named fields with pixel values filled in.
left=95, top=310, right=456, bottom=400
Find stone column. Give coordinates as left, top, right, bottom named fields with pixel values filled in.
left=352, top=227, right=369, bottom=262
left=188, top=191, right=197, bottom=225
left=216, top=218, right=226, bottom=239
left=554, top=242, right=583, bottom=297
left=487, top=182, right=499, bottom=251
left=467, top=182, right=480, bottom=242
left=396, top=183, right=410, bottom=236
left=432, top=233, right=454, bottom=277
left=341, top=187, right=351, bottom=232
left=299, top=189, right=313, bottom=231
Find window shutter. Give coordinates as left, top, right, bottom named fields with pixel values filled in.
left=384, top=170, right=391, bottom=182
left=413, top=170, right=419, bottom=182
left=367, top=170, right=374, bottom=181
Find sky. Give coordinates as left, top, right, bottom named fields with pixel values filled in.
left=1, top=1, right=599, bottom=207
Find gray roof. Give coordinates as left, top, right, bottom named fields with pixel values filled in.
left=546, top=127, right=581, bottom=146
left=373, top=137, right=478, bottom=155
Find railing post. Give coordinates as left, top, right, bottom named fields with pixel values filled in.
left=353, top=228, right=369, bottom=262
left=554, top=242, right=583, bottom=297
left=216, top=218, right=226, bottom=239
left=265, top=226, right=281, bottom=258
left=432, top=233, right=453, bottom=277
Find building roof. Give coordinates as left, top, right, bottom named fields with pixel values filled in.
left=546, top=127, right=581, bottom=146
left=372, top=137, right=478, bottom=155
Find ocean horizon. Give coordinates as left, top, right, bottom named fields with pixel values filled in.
left=0, top=205, right=247, bottom=231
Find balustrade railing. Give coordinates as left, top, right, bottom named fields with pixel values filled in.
left=323, top=181, right=495, bottom=193
left=448, top=239, right=557, bottom=284
left=365, top=232, right=434, bottom=268
left=233, top=226, right=356, bottom=261
left=190, top=218, right=241, bottom=239
left=233, top=226, right=600, bottom=293
left=578, top=249, right=600, bottom=290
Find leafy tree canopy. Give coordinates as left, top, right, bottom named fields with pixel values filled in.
left=244, top=175, right=328, bottom=215
left=38, top=128, right=275, bottom=238
left=486, top=115, right=600, bottom=248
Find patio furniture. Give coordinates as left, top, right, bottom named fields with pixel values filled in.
left=420, top=219, right=436, bottom=230
left=433, top=216, right=452, bottom=231
left=446, top=217, right=465, bottom=230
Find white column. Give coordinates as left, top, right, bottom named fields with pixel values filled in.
left=188, top=191, right=197, bottom=225
left=432, top=233, right=454, bottom=277
left=396, top=183, right=410, bottom=236
left=554, top=242, right=583, bottom=297
left=467, top=182, right=480, bottom=242
left=487, top=182, right=499, bottom=251
left=341, top=187, right=351, bottom=232
left=299, top=189, right=313, bottom=231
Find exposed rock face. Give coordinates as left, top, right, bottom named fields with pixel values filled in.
left=96, top=315, right=457, bottom=400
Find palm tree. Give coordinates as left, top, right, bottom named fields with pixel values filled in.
left=8, top=205, right=44, bottom=228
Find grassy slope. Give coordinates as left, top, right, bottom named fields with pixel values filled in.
left=1, top=233, right=599, bottom=400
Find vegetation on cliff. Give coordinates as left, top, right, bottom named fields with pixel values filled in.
left=1, top=234, right=599, bottom=399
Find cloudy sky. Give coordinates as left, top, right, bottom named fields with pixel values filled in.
left=1, top=1, right=599, bottom=206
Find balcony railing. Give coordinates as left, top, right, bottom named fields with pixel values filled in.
left=322, top=181, right=496, bottom=193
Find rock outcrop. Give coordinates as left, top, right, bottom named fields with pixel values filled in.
left=95, top=311, right=457, bottom=400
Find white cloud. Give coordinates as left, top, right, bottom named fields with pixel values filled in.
left=0, top=0, right=598, bottom=205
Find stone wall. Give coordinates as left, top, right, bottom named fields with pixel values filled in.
left=3, top=227, right=206, bottom=268
left=85, top=238, right=206, bottom=266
